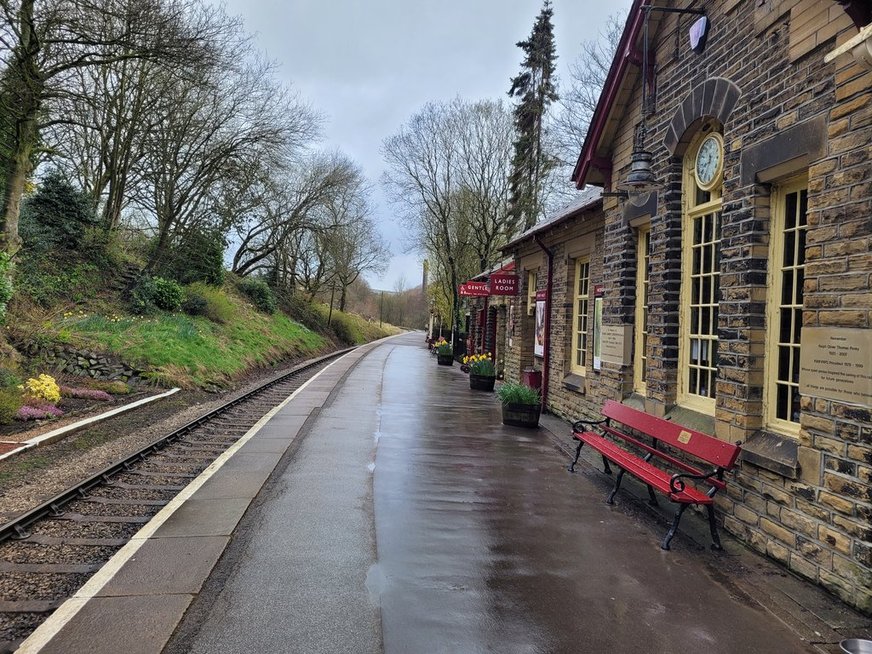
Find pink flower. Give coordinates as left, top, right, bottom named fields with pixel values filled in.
left=16, top=404, right=64, bottom=421
left=59, top=386, right=112, bottom=401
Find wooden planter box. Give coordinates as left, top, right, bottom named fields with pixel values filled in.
left=501, top=402, right=540, bottom=428
left=469, top=374, right=496, bottom=391
left=437, top=353, right=454, bottom=366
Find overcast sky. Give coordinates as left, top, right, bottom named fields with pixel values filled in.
left=219, top=0, right=632, bottom=290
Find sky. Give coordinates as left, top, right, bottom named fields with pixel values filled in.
left=219, top=0, right=632, bottom=291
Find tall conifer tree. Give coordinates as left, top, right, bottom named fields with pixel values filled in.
left=508, top=0, right=559, bottom=230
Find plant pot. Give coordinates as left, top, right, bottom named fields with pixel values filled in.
left=501, top=402, right=540, bottom=428
left=437, top=353, right=454, bottom=366
left=469, top=373, right=495, bottom=391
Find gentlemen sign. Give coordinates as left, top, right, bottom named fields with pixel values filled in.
left=489, top=273, right=518, bottom=296
left=459, top=281, right=489, bottom=297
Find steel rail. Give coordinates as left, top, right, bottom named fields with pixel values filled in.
left=0, top=346, right=355, bottom=544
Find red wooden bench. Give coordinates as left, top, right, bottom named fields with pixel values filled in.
left=569, top=400, right=742, bottom=550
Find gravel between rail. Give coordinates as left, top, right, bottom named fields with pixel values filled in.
left=0, top=350, right=339, bottom=523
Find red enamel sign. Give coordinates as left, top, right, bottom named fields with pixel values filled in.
left=489, top=273, right=518, bottom=296
left=459, top=282, right=490, bottom=297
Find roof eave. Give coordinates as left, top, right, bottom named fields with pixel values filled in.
left=501, top=197, right=604, bottom=253
left=571, top=0, right=648, bottom=189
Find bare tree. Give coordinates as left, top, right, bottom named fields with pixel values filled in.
left=325, top=210, right=388, bottom=311
left=545, top=12, right=622, bottom=209
left=230, top=151, right=359, bottom=279
left=453, top=99, right=515, bottom=273
left=383, top=97, right=514, bottom=346
left=135, top=50, right=320, bottom=270
left=0, top=0, right=218, bottom=254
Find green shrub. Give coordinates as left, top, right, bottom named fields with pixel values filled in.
left=19, top=170, right=98, bottom=251
left=132, top=276, right=183, bottom=313
left=329, top=313, right=361, bottom=345
left=181, top=291, right=208, bottom=317
left=183, top=283, right=235, bottom=323
left=15, top=257, right=102, bottom=307
left=0, top=388, right=22, bottom=424
left=158, top=228, right=226, bottom=286
left=238, top=278, right=276, bottom=314
left=496, top=382, right=540, bottom=406
left=0, top=366, right=20, bottom=388
left=80, top=227, right=126, bottom=269
left=278, top=291, right=328, bottom=332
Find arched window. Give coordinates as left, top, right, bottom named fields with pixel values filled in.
left=679, top=130, right=724, bottom=413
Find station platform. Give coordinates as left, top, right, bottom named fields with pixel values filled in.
left=19, top=332, right=871, bottom=653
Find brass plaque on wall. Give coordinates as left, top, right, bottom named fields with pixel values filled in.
left=799, top=327, right=872, bottom=408
left=600, top=325, right=633, bottom=366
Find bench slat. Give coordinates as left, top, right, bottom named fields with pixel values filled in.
left=601, top=400, right=740, bottom=469
left=575, top=431, right=712, bottom=504
left=599, top=425, right=727, bottom=491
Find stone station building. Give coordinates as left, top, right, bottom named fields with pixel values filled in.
left=501, top=0, right=872, bottom=613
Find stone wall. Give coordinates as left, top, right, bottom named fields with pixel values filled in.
left=21, top=342, right=143, bottom=384
left=592, top=0, right=871, bottom=612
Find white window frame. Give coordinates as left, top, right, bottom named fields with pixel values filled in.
left=678, top=132, right=723, bottom=414
left=571, top=258, right=591, bottom=376
left=634, top=224, right=651, bottom=394
left=764, top=176, right=808, bottom=437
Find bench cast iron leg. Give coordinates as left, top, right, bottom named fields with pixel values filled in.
left=661, top=504, right=689, bottom=550
left=568, top=441, right=584, bottom=472
left=601, top=456, right=612, bottom=475
left=607, top=468, right=625, bottom=505
left=646, top=485, right=659, bottom=506
left=706, top=504, right=723, bottom=551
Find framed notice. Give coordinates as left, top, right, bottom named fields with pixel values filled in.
left=592, top=285, right=604, bottom=371
left=534, top=297, right=545, bottom=358
left=799, top=327, right=872, bottom=408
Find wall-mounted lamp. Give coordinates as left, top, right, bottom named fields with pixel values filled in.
left=603, top=3, right=707, bottom=202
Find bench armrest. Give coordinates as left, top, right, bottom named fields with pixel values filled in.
left=572, top=418, right=607, bottom=432
left=669, top=469, right=722, bottom=494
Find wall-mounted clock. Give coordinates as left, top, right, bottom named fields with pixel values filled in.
left=694, top=132, right=724, bottom=191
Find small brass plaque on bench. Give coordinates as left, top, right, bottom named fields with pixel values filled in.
left=678, top=430, right=692, bottom=445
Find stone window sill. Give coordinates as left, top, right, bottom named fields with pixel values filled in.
left=562, top=374, right=585, bottom=394
left=739, top=431, right=799, bottom=480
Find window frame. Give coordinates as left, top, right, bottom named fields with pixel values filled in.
left=634, top=224, right=651, bottom=395
left=764, top=176, right=808, bottom=438
left=571, top=257, right=591, bottom=376
left=526, top=270, right=538, bottom=316
left=678, top=132, right=724, bottom=415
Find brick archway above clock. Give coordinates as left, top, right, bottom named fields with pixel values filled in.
left=663, top=77, right=742, bottom=157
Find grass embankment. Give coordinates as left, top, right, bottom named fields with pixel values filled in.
left=12, top=287, right=400, bottom=389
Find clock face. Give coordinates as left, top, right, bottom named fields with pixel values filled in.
left=695, top=134, right=723, bottom=190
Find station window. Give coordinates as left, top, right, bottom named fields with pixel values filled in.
left=634, top=225, right=651, bottom=394
left=527, top=270, right=538, bottom=316
left=571, top=258, right=591, bottom=375
left=679, top=131, right=723, bottom=414
left=765, top=178, right=807, bottom=436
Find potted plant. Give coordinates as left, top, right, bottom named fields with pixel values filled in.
left=497, top=382, right=541, bottom=428
left=434, top=337, right=453, bottom=365
left=464, top=353, right=496, bottom=391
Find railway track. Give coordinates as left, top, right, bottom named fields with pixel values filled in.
left=0, top=347, right=352, bottom=652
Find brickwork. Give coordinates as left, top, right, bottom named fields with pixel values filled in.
left=546, top=0, right=871, bottom=613
left=504, top=210, right=607, bottom=423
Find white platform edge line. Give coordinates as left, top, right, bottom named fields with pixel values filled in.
left=16, top=350, right=357, bottom=654
left=0, top=388, right=181, bottom=462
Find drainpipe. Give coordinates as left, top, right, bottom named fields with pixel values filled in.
left=481, top=295, right=488, bottom=353
left=534, top=235, right=553, bottom=413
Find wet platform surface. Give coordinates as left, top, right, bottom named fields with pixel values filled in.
left=26, top=332, right=870, bottom=653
